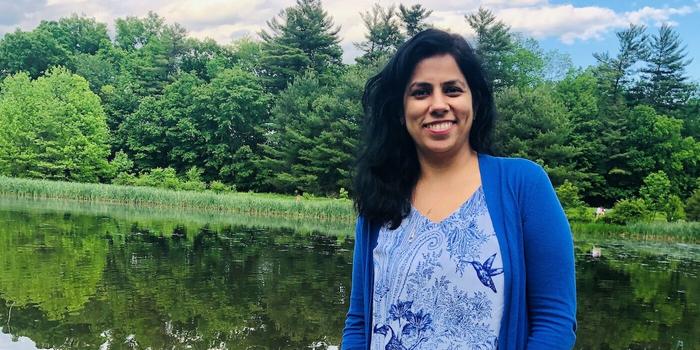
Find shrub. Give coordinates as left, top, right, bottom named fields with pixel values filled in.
left=687, top=190, right=700, bottom=221
left=665, top=195, right=685, bottom=222
left=112, top=172, right=136, bottom=186
left=338, top=187, right=349, bottom=200
left=134, top=168, right=181, bottom=189
left=556, top=180, right=585, bottom=209
left=209, top=181, right=234, bottom=193
left=565, top=207, right=594, bottom=223
left=639, top=171, right=671, bottom=213
left=605, top=198, right=651, bottom=225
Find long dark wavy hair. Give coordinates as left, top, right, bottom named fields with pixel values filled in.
left=353, top=28, right=496, bottom=229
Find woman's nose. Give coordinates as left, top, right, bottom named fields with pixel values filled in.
left=429, top=92, right=449, bottom=116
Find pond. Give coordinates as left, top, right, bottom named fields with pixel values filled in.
left=0, top=197, right=697, bottom=349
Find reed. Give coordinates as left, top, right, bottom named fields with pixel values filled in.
left=572, top=221, right=699, bottom=243
left=0, top=176, right=355, bottom=222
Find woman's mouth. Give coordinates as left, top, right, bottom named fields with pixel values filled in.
left=423, top=121, right=456, bottom=132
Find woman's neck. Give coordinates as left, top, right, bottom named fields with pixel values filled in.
left=416, top=145, right=477, bottom=183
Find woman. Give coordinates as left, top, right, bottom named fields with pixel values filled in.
left=342, top=29, right=576, bottom=349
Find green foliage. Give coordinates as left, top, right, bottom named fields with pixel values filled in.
left=258, top=66, right=368, bottom=195
left=466, top=8, right=546, bottom=90
left=209, top=180, right=235, bottom=194
left=664, top=195, right=685, bottom=222
left=556, top=180, right=585, bottom=209
left=639, top=171, right=672, bottom=212
left=259, top=0, right=342, bottom=91
left=0, top=67, right=110, bottom=182
left=338, top=187, right=349, bottom=200
left=398, top=4, right=432, bottom=37
left=0, top=176, right=355, bottom=221
left=565, top=207, right=595, bottom=223
left=606, top=198, right=651, bottom=225
left=494, top=85, right=580, bottom=186
left=638, top=24, right=694, bottom=113
left=686, top=190, right=700, bottom=221
left=0, top=28, right=70, bottom=79
left=355, top=4, right=405, bottom=65
left=0, top=10, right=696, bottom=208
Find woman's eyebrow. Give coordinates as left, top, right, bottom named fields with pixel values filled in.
left=442, top=79, right=467, bottom=87
left=407, top=81, right=432, bottom=90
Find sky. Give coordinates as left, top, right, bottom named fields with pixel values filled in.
left=1, top=0, right=699, bottom=81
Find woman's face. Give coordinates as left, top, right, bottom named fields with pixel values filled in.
left=403, top=54, right=474, bottom=159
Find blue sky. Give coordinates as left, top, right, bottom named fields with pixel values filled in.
left=1, top=0, right=698, bottom=81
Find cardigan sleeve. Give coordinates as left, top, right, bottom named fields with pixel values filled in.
left=519, top=163, right=577, bottom=349
left=341, top=217, right=367, bottom=350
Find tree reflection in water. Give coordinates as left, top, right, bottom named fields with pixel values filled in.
left=0, top=202, right=697, bottom=349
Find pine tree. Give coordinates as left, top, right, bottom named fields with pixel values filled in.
left=259, top=0, right=343, bottom=92
left=354, top=4, right=405, bottom=65
left=593, top=24, right=649, bottom=101
left=638, top=24, right=694, bottom=113
left=398, top=4, right=432, bottom=37
left=466, top=8, right=512, bottom=87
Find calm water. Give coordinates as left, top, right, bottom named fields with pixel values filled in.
left=0, top=198, right=697, bottom=350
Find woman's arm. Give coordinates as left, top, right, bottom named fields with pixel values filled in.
left=520, top=164, right=577, bottom=349
left=341, top=217, right=367, bottom=349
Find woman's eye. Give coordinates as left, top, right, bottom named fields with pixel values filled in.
left=445, top=86, right=463, bottom=95
left=411, top=89, right=429, bottom=97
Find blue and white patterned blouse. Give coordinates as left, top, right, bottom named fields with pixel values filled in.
left=371, top=186, right=503, bottom=350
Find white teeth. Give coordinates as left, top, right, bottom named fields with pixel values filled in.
left=426, top=122, right=453, bottom=131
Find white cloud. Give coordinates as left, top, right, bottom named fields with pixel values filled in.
left=495, top=4, right=696, bottom=44
left=0, top=0, right=697, bottom=55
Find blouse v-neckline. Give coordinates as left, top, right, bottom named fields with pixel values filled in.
left=411, top=185, right=483, bottom=225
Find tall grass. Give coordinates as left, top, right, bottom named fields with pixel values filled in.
left=572, top=221, right=699, bottom=243
left=0, top=176, right=355, bottom=222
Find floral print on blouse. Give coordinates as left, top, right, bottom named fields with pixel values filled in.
left=371, top=187, right=503, bottom=350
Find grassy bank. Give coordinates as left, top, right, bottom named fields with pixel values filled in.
left=0, top=176, right=354, bottom=222
left=571, top=221, right=699, bottom=243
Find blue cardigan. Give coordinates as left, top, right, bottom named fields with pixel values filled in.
left=342, top=154, right=577, bottom=349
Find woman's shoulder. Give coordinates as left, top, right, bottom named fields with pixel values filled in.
left=479, top=154, right=547, bottom=180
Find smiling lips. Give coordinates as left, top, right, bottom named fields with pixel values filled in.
left=423, top=120, right=456, bottom=134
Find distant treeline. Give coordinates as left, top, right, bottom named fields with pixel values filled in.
left=0, top=1, right=698, bottom=212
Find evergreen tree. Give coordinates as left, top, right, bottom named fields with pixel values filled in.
left=593, top=24, right=649, bottom=101
left=259, top=0, right=343, bottom=92
left=494, top=85, right=581, bottom=187
left=398, top=4, right=432, bottom=37
left=638, top=24, right=694, bottom=113
left=466, top=7, right=512, bottom=89
left=466, top=7, right=544, bottom=90
left=355, top=4, right=405, bottom=65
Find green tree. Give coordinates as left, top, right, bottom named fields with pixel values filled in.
left=637, top=24, right=694, bottom=113
left=593, top=24, right=649, bottom=101
left=606, top=198, right=651, bottom=225
left=554, top=69, right=607, bottom=201
left=35, top=14, right=111, bottom=55
left=639, top=171, right=672, bottom=213
left=398, top=4, right=432, bottom=37
left=258, top=66, right=369, bottom=195
left=556, top=180, right=585, bottom=209
left=259, top=0, right=343, bottom=92
left=355, top=4, right=405, bottom=65
left=686, top=189, right=700, bottom=221
left=466, top=8, right=545, bottom=90
left=0, top=28, right=70, bottom=79
left=0, top=67, right=111, bottom=182
left=494, top=85, right=581, bottom=186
